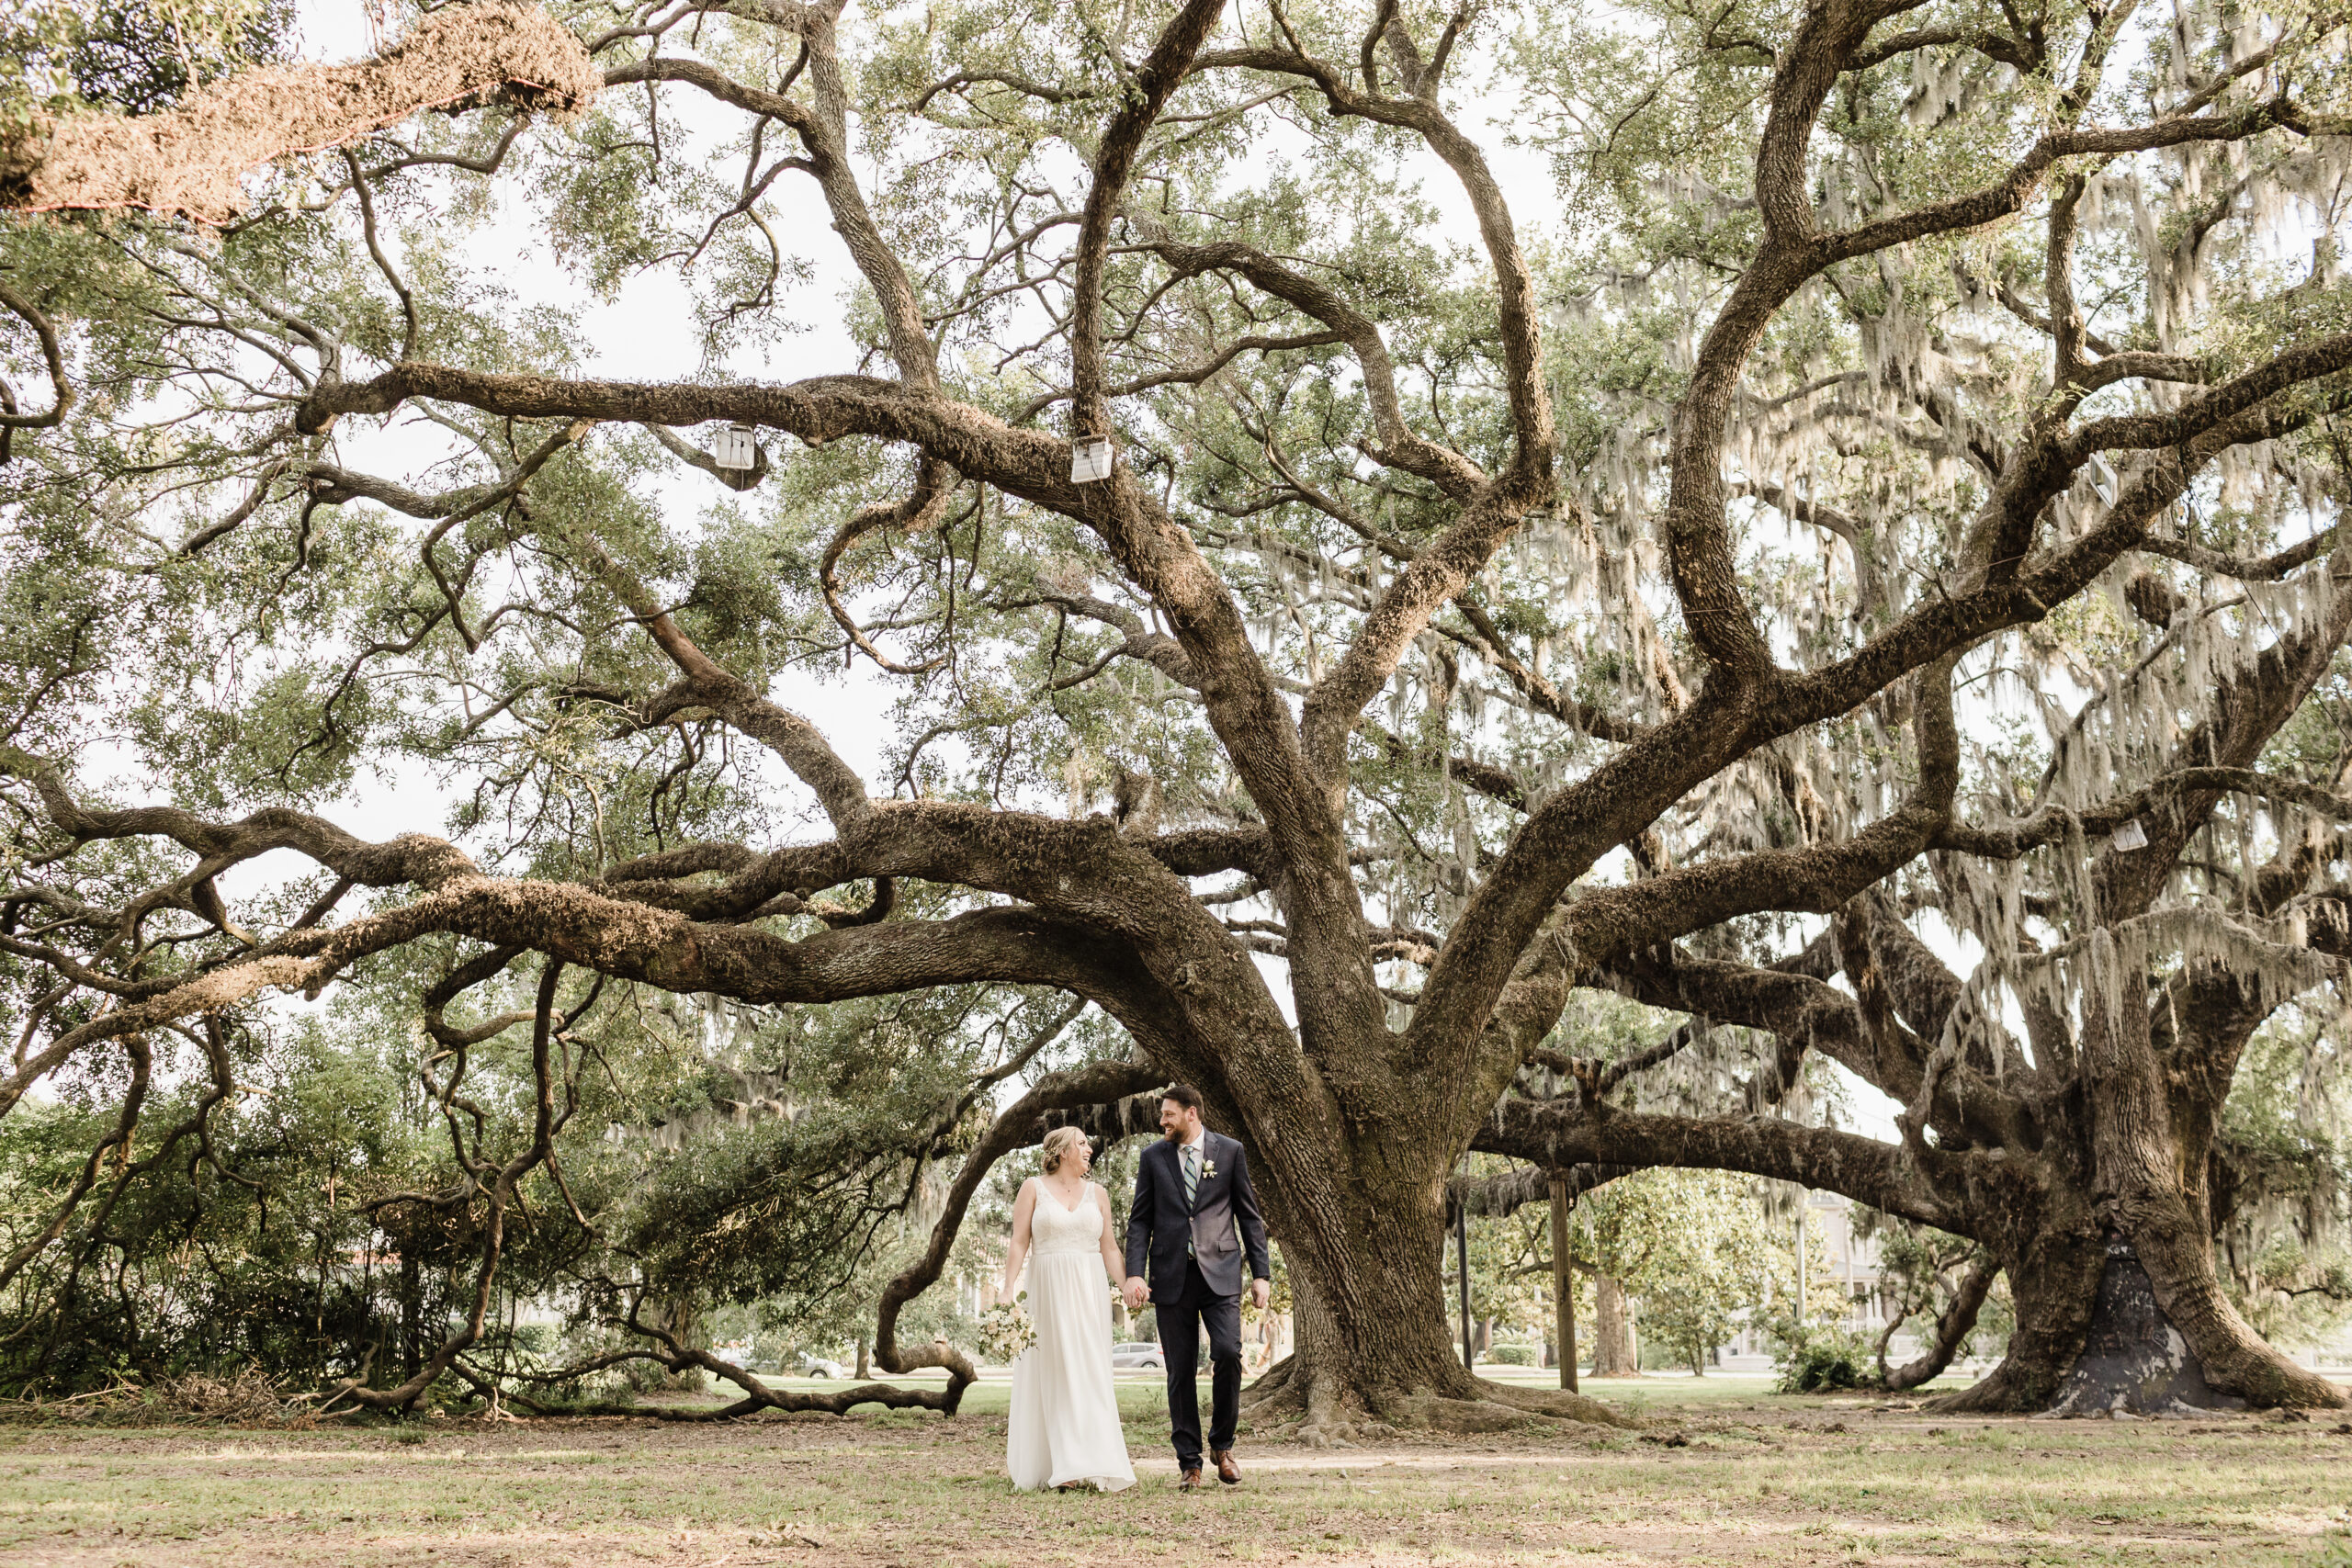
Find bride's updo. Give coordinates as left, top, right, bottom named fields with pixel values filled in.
left=1041, top=1125, right=1087, bottom=1175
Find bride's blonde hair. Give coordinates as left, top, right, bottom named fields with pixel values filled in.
left=1041, top=1125, right=1087, bottom=1175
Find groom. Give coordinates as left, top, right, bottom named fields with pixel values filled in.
left=1124, top=1084, right=1271, bottom=1491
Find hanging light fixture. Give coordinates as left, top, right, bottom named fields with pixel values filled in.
left=1069, top=435, right=1114, bottom=483
left=713, top=422, right=758, bottom=470
left=2088, top=453, right=2119, bottom=505
left=711, top=422, right=763, bottom=491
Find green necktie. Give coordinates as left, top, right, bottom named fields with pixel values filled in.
left=1182, top=1145, right=1200, bottom=1258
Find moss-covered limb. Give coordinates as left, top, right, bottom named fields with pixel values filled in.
left=446, top=1350, right=964, bottom=1419
left=0, top=3, right=598, bottom=221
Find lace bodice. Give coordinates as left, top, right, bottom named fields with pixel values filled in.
left=1029, top=1185, right=1105, bottom=1257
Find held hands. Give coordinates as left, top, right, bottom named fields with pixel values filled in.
left=1115, top=1276, right=1264, bottom=1309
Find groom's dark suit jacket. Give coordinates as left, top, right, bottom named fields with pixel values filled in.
left=1125, top=1132, right=1272, bottom=1304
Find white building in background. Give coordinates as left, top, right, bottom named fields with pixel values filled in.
left=1717, top=1190, right=1987, bottom=1373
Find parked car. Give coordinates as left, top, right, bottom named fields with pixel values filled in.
left=1110, top=1341, right=1163, bottom=1370
left=797, top=1353, right=849, bottom=1378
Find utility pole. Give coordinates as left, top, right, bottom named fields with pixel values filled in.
left=1549, top=1175, right=1577, bottom=1393
left=1455, top=1195, right=1474, bottom=1370
left=1795, top=1201, right=1809, bottom=1329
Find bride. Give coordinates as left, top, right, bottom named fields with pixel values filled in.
left=999, top=1126, right=1136, bottom=1493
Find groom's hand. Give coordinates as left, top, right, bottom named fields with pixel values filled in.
left=1124, top=1277, right=1149, bottom=1313
left=1250, top=1278, right=1271, bottom=1311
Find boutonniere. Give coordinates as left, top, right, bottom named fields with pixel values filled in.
left=1202, top=1158, right=1218, bottom=1179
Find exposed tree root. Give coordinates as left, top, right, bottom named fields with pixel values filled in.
left=1238, top=1359, right=1396, bottom=1448
left=1238, top=1351, right=1296, bottom=1402
left=1388, top=1394, right=1589, bottom=1435
left=1472, top=1379, right=1640, bottom=1427
left=1, top=2, right=600, bottom=221
left=1241, top=1361, right=1636, bottom=1446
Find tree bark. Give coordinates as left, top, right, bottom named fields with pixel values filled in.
left=645, top=1298, right=706, bottom=1393
left=0, top=4, right=601, bottom=221
left=1927, top=1179, right=2344, bottom=1414
left=1237, top=1166, right=1633, bottom=1441
left=1589, top=1275, right=1640, bottom=1377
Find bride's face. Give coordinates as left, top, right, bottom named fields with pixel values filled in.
left=1070, top=1140, right=1092, bottom=1177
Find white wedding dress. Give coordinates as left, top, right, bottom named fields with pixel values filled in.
left=1005, top=1185, right=1136, bottom=1492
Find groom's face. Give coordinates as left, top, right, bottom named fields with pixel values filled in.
left=1159, top=1100, right=1200, bottom=1142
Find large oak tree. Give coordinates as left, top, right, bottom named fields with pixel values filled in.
left=3, top=0, right=2351, bottom=1429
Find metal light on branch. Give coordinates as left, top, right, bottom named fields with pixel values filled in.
left=712, top=422, right=763, bottom=491
left=2111, top=818, right=2149, bottom=852
left=1069, top=435, right=1114, bottom=484
left=2088, top=453, right=2120, bottom=505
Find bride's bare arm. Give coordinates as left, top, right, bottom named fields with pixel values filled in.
left=1092, top=1184, right=1125, bottom=1284
left=1001, top=1178, right=1037, bottom=1299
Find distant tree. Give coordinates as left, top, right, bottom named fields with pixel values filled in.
left=2213, top=1010, right=2352, bottom=1351
left=1456, top=1162, right=1842, bottom=1375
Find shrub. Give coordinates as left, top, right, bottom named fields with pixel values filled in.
left=1487, top=1343, right=1536, bottom=1366
left=0, top=1368, right=319, bottom=1429
left=1774, top=1325, right=1876, bottom=1393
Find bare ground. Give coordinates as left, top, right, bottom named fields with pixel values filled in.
left=2, top=1382, right=2349, bottom=1566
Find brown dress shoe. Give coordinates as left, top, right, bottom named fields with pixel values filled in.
left=1179, top=1466, right=1204, bottom=1492
left=1212, top=1449, right=1240, bottom=1485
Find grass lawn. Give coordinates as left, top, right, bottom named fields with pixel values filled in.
left=3, top=1373, right=2348, bottom=1566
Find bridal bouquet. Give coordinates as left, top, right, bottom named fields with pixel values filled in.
left=977, top=1296, right=1037, bottom=1365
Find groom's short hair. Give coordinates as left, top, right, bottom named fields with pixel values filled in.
left=1162, top=1083, right=1204, bottom=1114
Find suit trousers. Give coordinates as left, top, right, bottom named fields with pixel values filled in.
left=1158, top=1260, right=1242, bottom=1466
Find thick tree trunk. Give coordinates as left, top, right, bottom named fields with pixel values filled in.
left=2123, top=1189, right=2343, bottom=1409
left=2039, top=1234, right=2247, bottom=1416
left=2065, top=987, right=2342, bottom=1411
left=1931, top=1202, right=2345, bottom=1414
left=1235, top=1161, right=1632, bottom=1442
left=1589, top=1275, right=1640, bottom=1377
